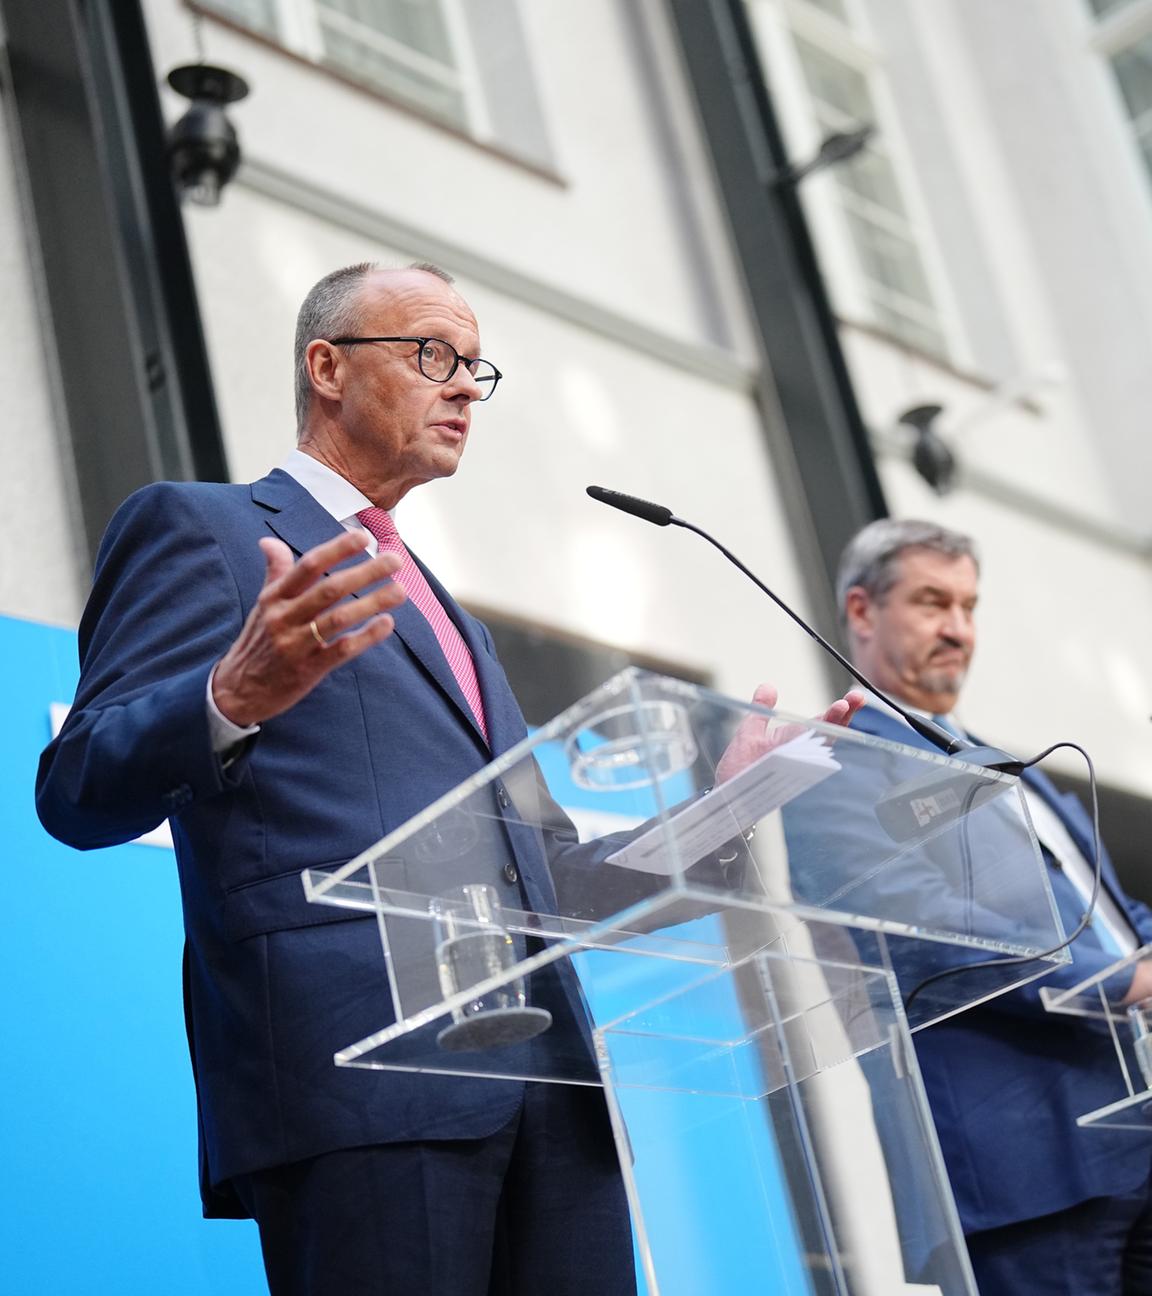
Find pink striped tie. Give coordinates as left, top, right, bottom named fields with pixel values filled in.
left=357, top=508, right=489, bottom=744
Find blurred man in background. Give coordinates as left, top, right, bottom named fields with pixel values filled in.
left=837, top=518, right=1152, bottom=1295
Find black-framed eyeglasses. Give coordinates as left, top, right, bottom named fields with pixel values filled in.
left=327, top=336, right=502, bottom=400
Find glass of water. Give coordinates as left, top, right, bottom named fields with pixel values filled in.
left=430, top=883, right=552, bottom=1051
left=433, top=883, right=525, bottom=1016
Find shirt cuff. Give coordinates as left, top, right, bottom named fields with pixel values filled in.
left=206, top=664, right=260, bottom=754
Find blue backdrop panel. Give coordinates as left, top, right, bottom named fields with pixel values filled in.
left=536, top=737, right=811, bottom=1295
left=0, top=613, right=265, bottom=1293
left=4, top=613, right=809, bottom=1294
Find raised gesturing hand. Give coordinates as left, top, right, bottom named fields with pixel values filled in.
left=212, top=530, right=406, bottom=728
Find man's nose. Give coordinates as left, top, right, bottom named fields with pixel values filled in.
left=941, top=605, right=974, bottom=646
left=445, top=363, right=483, bottom=403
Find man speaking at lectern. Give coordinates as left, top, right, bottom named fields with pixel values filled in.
left=834, top=518, right=1152, bottom=1295
left=36, top=261, right=861, bottom=1296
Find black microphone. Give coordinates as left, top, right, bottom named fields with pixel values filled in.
left=585, top=484, right=1023, bottom=776
left=585, top=486, right=673, bottom=528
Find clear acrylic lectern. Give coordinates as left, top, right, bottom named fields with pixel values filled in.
left=303, top=669, right=1062, bottom=1294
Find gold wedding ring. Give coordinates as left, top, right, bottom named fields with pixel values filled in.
left=309, top=619, right=327, bottom=648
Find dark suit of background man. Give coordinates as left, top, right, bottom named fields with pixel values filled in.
left=836, top=518, right=1152, bottom=1296
left=36, top=261, right=860, bottom=1296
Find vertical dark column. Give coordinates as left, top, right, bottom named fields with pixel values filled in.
left=664, top=0, right=886, bottom=597
left=0, top=0, right=228, bottom=568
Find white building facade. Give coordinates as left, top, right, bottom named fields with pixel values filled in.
left=750, top=0, right=1152, bottom=795
left=3, top=3, right=1151, bottom=1290
left=3, top=0, right=1149, bottom=795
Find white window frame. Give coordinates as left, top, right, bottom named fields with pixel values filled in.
left=1088, top=0, right=1152, bottom=186
left=749, top=0, right=956, bottom=359
left=198, top=0, right=508, bottom=150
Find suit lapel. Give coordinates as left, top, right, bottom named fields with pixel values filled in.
left=250, top=470, right=490, bottom=753
left=852, top=704, right=916, bottom=746
left=470, top=642, right=522, bottom=756
left=1019, top=764, right=1133, bottom=921
left=252, top=468, right=353, bottom=559
left=1020, top=766, right=1091, bottom=858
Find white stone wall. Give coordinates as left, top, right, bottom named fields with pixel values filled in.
left=753, top=0, right=1152, bottom=792
left=8, top=0, right=1148, bottom=790
left=155, top=0, right=833, bottom=714
left=0, top=100, right=88, bottom=626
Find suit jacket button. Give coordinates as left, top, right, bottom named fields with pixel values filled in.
left=502, top=861, right=519, bottom=885
left=496, top=785, right=511, bottom=810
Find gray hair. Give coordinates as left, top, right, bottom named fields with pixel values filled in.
left=293, top=260, right=456, bottom=429
left=836, top=519, right=979, bottom=623
left=294, top=262, right=378, bottom=429
left=408, top=260, right=455, bottom=284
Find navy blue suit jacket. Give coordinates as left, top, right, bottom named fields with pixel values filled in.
left=36, top=470, right=585, bottom=1215
left=808, top=704, right=1152, bottom=1232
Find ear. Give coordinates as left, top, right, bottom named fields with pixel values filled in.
left=305, top=339, right=346, bottom=405
left=843, top=586, right=874, bottom=643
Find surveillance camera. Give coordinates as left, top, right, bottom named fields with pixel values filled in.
left=897, top=403, right=957, bottom=496
left=166, top=64, right=250, bottom=208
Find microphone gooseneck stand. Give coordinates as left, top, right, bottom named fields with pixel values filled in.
left=585, top=485, right=1106, bottom=1012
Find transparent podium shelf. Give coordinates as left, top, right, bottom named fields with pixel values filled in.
left=1041, top=942, right=1152, bottom=1131
left=305, top=668, right=1065, bottom=1044
left=1040, top=942, right=1152, bottom=1021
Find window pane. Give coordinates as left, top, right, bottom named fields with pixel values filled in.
left=316, top=0, right=467, bottom=129
left=196, top=0, right=278, bottom=36
left=872, top=302, right=947, bottom=357
left=321, top=0, right=454, bottom=64
left=800, top=0, right=849, bottom=20
left=793, top=36, right=871, bottom=124
left=1088, top=0, right=1139, bottom=18
left=844, top=208, right=935, bottom=306
left=320, top=24, right=467, bottom=125
left=1132, top=112, right=1152, bottom=184
left=1113, top=35, right=1152, bottom=124
left=837, top=146, right=904, bottom=215
left=790, top=26, right=946, bottom=354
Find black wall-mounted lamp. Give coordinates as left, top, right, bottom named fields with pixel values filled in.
left=775, top=124, right=874, bottom=187
left=165, top=63, right=249, bottom=207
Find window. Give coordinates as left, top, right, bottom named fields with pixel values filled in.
left=1112, top=33, right=1152, bottom=177
left=1088, top=0, right=1139, bottom=18
left=1088, top=0, right=1152, bottom=190
left=799, top=0, right=848, bottom=21
left=195, top=0, right=554, bottom=168
left=315, top=1, right=468, bottom=129
left=204, top=0, right=279, bottom=32
left=785, top=13, right=947, bottom=356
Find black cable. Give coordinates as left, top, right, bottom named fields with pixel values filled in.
left=903, top=741, right=1104, bottom=1013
